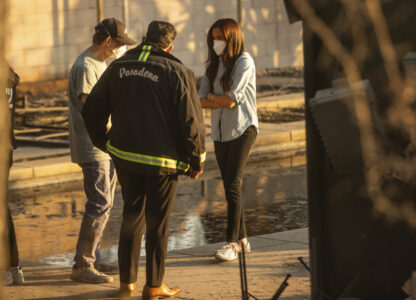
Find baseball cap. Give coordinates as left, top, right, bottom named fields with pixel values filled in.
left=95, top=18, right=136, bottom=45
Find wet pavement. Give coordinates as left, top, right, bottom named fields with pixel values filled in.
left=9, top=157, right=307, bottom=267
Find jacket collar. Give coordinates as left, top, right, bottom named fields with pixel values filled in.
left=127, top=43, right=182, bottom=64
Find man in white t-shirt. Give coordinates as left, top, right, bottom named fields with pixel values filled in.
left=68, top=18, right=136, bottom=284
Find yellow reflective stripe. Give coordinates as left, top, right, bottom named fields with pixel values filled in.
left=179, top=152, right=206, bottom=172
left=178, top=161, right=189, bottom=172
left=138, top=45, right=149, bottom=61
left=142, top=46, right=152, bottom=61
left=138, top=45, right=151, bottom=62
left=106, top=141, right=206, bottom=171
left=106, top=140, right=188, bottom=171
left=138, top=49, right=145, bottom=61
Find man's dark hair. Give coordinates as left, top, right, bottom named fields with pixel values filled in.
left=145, top=21, right=177, bottom=49
left=92, top=32, right=108, bottom=45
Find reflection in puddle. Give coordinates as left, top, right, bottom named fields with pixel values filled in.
left=10, top=157, right=307, bottom=266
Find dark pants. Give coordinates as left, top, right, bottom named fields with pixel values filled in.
left=6, top=151, right=19, bottom=268
left=116, top=168, right=178, bottom=286
left=214, top=126, right=257, bottom=242
left=7, top=206, right=19, bottom=268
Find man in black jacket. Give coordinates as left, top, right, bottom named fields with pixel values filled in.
left=82, top=21, right=205, bottom=297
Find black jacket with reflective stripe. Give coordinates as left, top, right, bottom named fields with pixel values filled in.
left=82, top=43, right=206, bottom=175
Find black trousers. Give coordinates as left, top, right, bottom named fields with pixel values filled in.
left=116, top=168, right=178, bottom=286
left=7, top=205, right=19, bottom=268
left=214, top=126, right=257, bottom=242
left=6, top=151, right=19, bottom=268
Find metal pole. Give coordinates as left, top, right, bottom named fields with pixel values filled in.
left=237, top=0, right=243, bottom=26
left=96, top=0, right=103, bottom=23
left=122, top=0, right=130, bottom=29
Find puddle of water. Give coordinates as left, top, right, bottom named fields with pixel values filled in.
left=9, top=157, right=307, bottom=266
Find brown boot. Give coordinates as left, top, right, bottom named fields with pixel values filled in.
left=142, top=282, right=181, bottom=298
left=119, top=283, right=137, bottom=297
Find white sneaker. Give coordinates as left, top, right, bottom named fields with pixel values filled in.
left=215, top=244, right=239, bottom=261
left=10, top=267, right=24, bottom=284
left=237, top=242, right=251, bottom=254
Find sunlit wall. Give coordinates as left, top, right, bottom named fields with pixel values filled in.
left=6, top=0, right=303, bottom=82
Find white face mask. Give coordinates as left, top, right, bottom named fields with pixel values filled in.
left=112, top=45, right=127, bottom=59
left=213, top=40, right=226, bottom=56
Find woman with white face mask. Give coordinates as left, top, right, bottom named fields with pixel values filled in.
left=199, top=18, right=258, bottom=261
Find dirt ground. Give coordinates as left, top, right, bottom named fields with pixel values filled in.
left=14, top=67, right=305, bottom=129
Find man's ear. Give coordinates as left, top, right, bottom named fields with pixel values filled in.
left=167, top=43, right=174, bottom=54
left=105, top=36, right=112, bottom=48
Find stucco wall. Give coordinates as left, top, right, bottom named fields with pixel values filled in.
left=6, top=0, right=303, bottom=82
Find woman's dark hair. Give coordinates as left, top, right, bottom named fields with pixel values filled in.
left=205, top=18, right=245, bottom=92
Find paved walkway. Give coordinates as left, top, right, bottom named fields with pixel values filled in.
left=3, top=228, right=310, bottom=300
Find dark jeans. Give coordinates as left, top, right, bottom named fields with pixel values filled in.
left=214, top=126, right=257, bottom=242
left=116, top=168, right=178, bottom=286
left=74, top=160, right=117, bottom=268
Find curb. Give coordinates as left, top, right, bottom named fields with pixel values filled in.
left=256, top=92, right=304, bottom=110
left=9, top=124, right=305, bottom=192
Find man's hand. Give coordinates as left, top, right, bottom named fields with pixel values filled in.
left=80, top=93, right=88, bottom=104
left=106, top=116, right=112, bottom=134
left=189, top=168, right=202, bottom=179
left=207, top=92, right=215, bottom=102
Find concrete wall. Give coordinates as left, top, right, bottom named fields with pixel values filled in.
left=6, top=0, right=303, bottom=82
